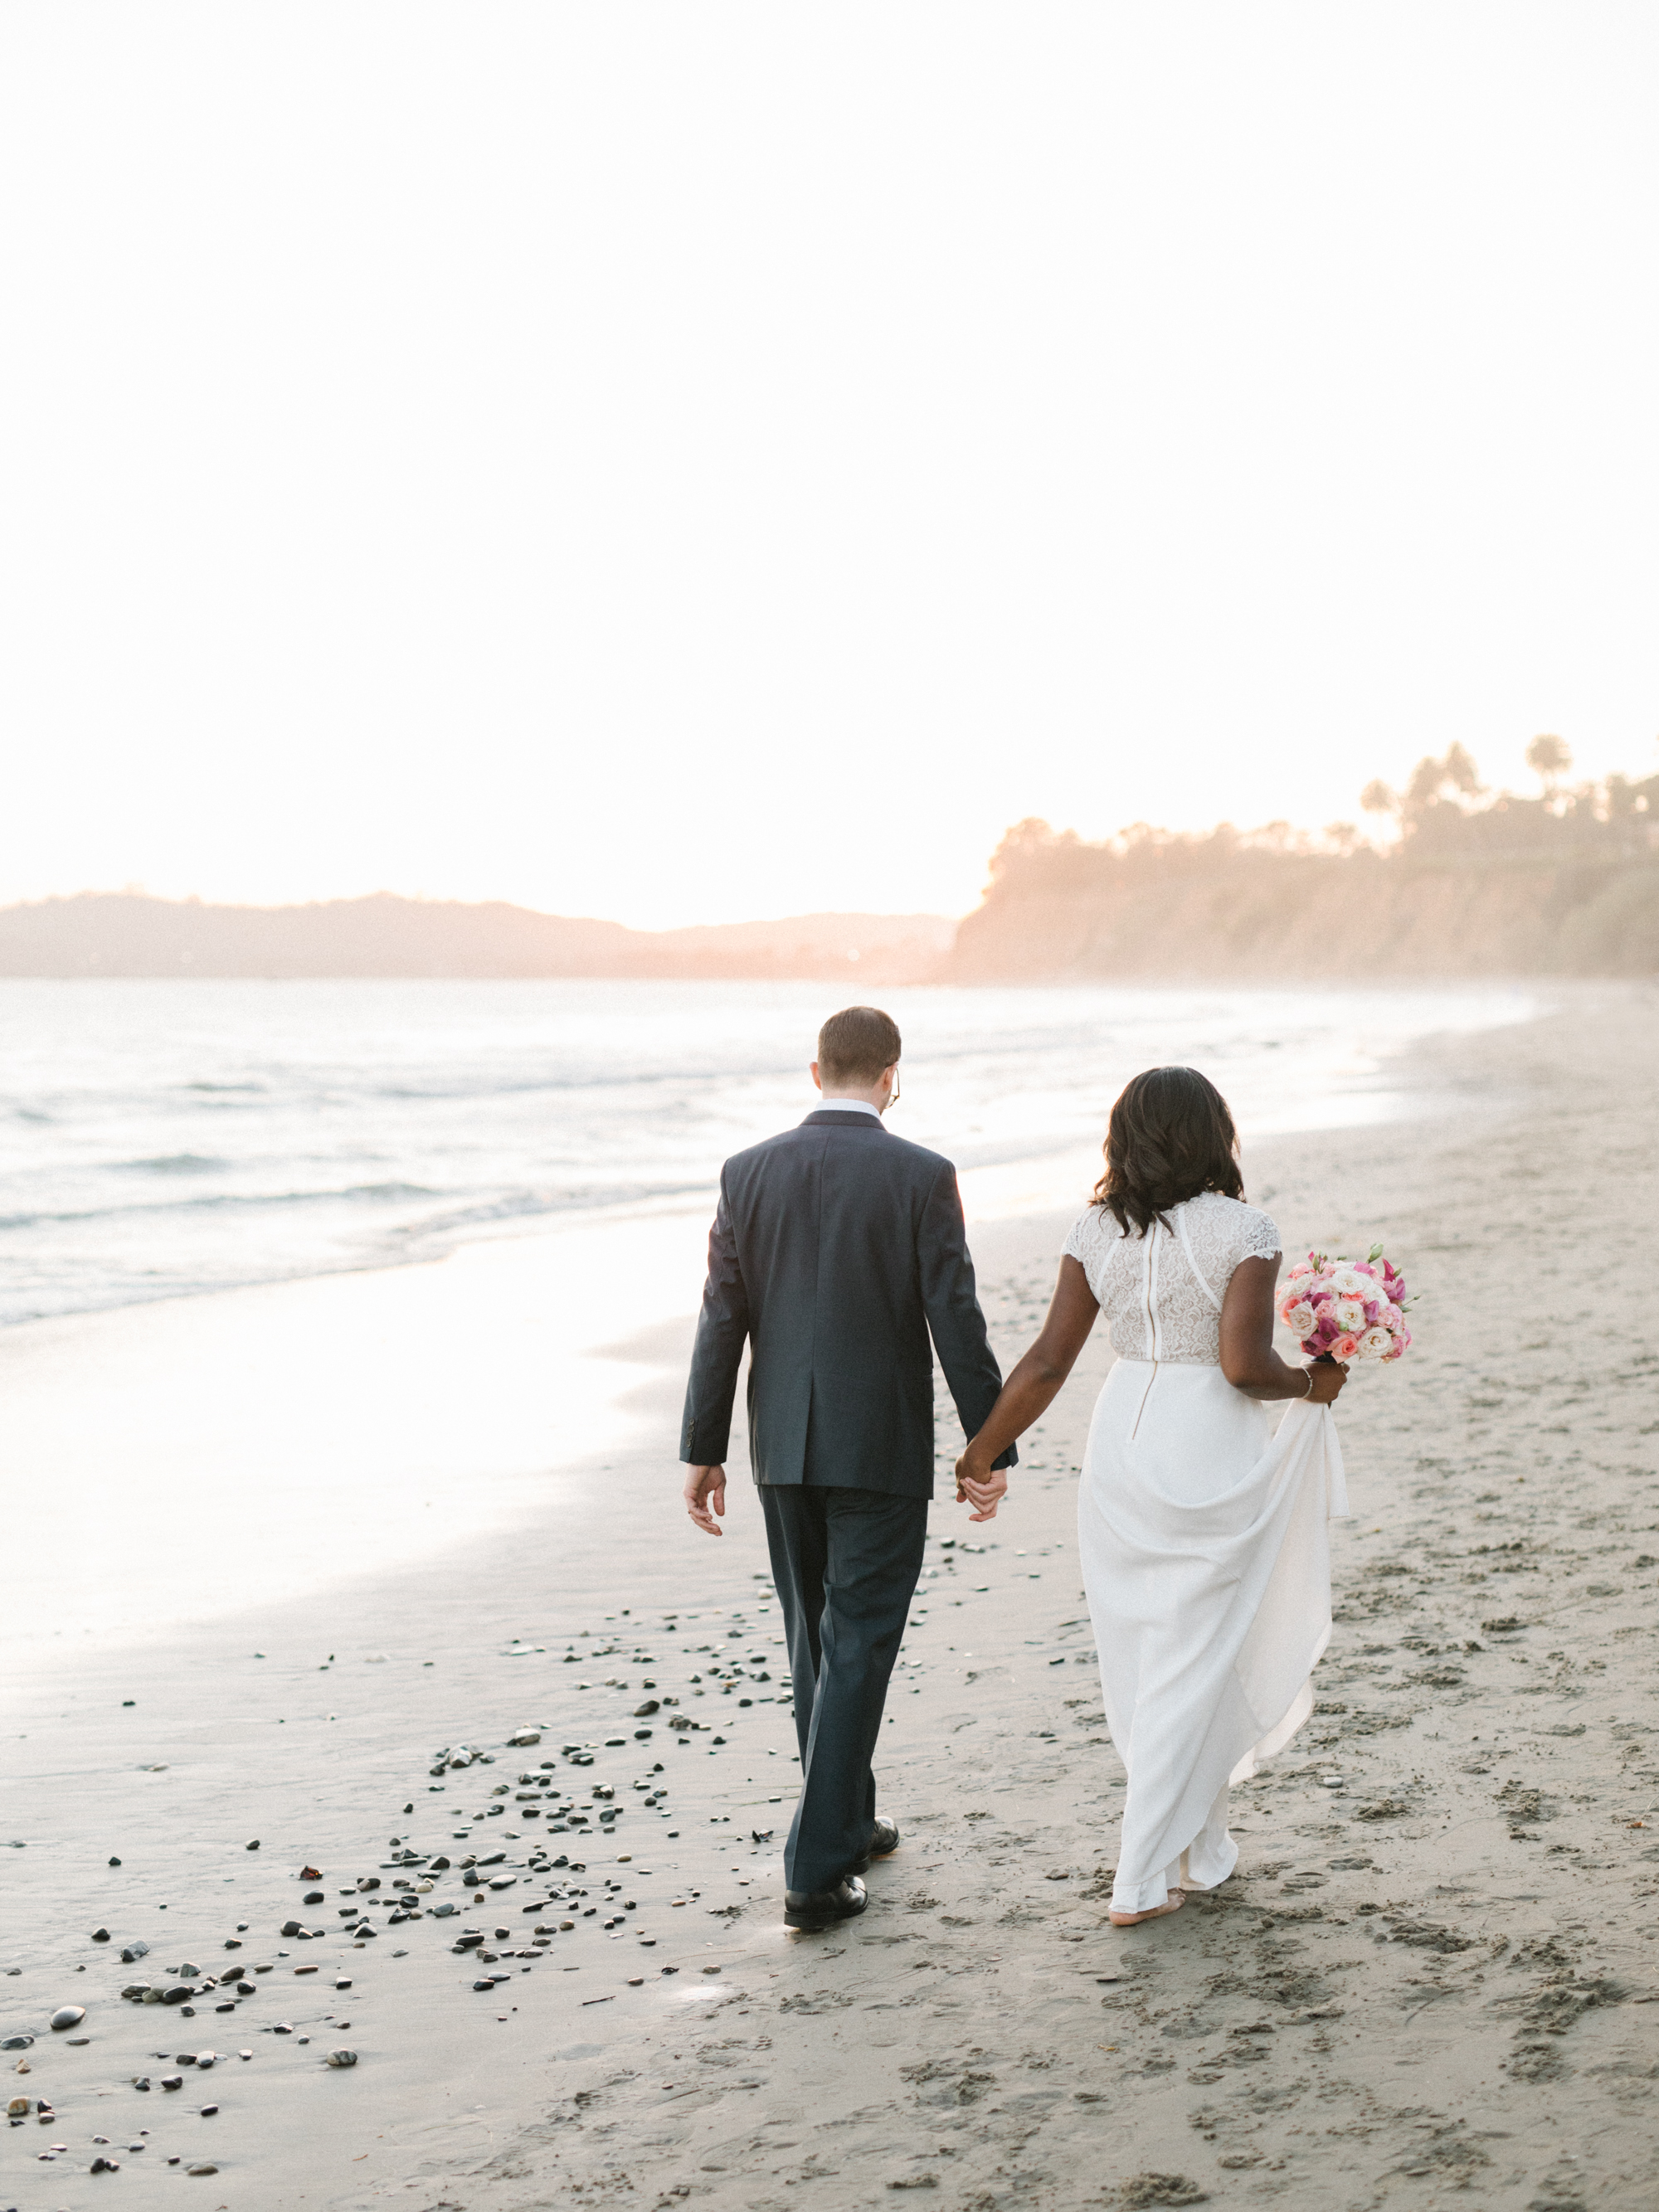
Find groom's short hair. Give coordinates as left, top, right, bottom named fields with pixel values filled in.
left=818, top=1005, right=902, bottom=1086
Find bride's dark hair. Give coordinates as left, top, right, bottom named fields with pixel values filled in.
left=1092, top=1066, right=1243, bottom=1237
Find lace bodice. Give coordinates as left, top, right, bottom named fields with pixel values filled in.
left=1063, top=1191, right=1282, bottom=1365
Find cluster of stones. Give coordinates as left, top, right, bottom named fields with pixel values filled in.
left=12, top=1615, right=784, bottom=2176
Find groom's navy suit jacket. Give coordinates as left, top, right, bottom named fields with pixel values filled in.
left=679, top=1108, right=1015, bottom=1499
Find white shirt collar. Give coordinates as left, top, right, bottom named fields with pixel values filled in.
left=817, top=1097, right=883, bottom=1121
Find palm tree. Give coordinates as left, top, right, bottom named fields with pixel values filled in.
left=1525, top=733, right=1572, bottom=798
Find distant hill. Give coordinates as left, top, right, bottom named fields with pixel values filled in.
left=0, top=892, right=957, bottom=983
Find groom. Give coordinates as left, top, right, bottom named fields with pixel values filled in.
left=680, top=1005, right=1014, bottom=1929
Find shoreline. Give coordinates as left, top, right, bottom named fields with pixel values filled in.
left=6, top=985, right=1658, bottom=2211
left=0, top=979, right=1538, bottom=1677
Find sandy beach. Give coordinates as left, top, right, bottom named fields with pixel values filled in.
left=6, top=984, right=1659, bottom=2212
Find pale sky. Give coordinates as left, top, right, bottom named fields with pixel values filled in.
left=2, top=5, right=1657, bottom=930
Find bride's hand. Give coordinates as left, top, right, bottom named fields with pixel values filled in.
left=956, top=1451, right=1008, bottom=1522
left=1305, top=1359, right=1348, bottom=1405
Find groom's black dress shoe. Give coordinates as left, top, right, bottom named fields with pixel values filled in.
left=849, top=1818, right=900, bottom=1874
left=783, top=1877, right=868, bottom=1931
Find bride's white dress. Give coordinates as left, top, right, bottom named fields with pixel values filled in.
left=1064, top=1192, right=1350, bottom=1916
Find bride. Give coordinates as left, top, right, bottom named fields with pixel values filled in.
left=955, top=1066, right=1350, bottom=1927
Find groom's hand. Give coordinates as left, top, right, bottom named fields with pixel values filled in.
left=684, top=1464, right=727, bottom=1536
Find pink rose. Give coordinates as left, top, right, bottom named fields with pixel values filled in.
left=1330, top=1333, right=1360, bottom=1360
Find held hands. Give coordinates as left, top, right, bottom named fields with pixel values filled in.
left=1304, top=1359, right=1348, bottom=1406
left=955, top=1449, right=1007, bottom=1523
left=684, top=1464, right=727, bottom=1535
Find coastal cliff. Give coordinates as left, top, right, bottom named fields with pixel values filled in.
left=944, top=752, right=1659, bottom=982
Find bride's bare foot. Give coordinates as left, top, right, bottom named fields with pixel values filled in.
left=1107, top=1889, right=1185, bottom=1927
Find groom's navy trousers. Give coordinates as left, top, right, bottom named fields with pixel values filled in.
left=762, top=1483, right=928, bottom=1894
left=680, top=1106, right=1014, bottom=1895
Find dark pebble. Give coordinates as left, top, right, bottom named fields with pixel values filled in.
left=200, top=2104, right=219, bottom=2116
left=50, top=2006, right=86, bottom=2031
left=109, top=1856, right=121, bottom=1866
left=246, top=1840, right=260, bottom=1851
left=161, top=2075, right=183, bottom=2091
left=92, top=1928, right=110, bottom=1942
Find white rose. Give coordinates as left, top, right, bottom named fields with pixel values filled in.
left=1329, top=1265, right=1369, bottom=1296
left=1356, top=1326, right=1394, bottom=1361
left=1282, top=1301, right=1316, bottom=1338
left=1331, top=1296, right=1368, bottom=1333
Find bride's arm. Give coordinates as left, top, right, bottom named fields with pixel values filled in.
left=1220, top=1256, right=1347, bottom=1403
left=955, top=1257, right=1100, bottom=1518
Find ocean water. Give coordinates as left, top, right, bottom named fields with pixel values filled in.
left=0, top=978, right=1534, bottom=1330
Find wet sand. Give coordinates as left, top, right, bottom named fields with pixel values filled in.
left=5, top=984, right=1658, bottom=2212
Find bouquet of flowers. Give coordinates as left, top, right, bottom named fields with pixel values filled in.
left=1278, top=1243, right=1412, bottom=1364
